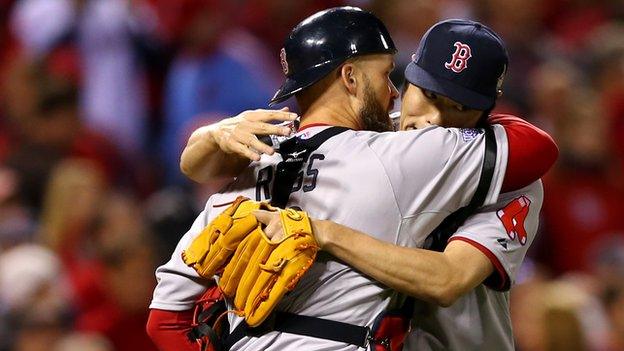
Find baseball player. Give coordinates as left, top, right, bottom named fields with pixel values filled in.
left=147, top=9, right=557, bottom=351
left=190, top=19, right=553, bottom=351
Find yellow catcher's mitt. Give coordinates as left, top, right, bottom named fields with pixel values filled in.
left=220, top=208, right=319, bottom=327
left=220, top=226, right=275, bottom=299
left=181, top=196, right=274, bottom=278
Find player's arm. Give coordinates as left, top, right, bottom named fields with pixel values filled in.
left=256, top=182, right=541, bottom=306
left=330, top=183, right=541, bottom=305
left=489, top=114, right=558, bottom=191
left=180, top=108, right=298, bottom=182
left=146, top=309, right=197, bottom=351
left=371, top=115, right=556, bottom=205
left=314, top=220, right=492, bottom=307
left=146, top=208, right=214, bottom=350
left=254, top=210, right=487, bottom=307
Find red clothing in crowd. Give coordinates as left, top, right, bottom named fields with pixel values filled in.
left=63, top=253, right=159, bottom=351
left=539, top=172, right=624, bottom=274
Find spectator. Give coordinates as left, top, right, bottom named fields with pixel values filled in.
left=0, top=167, right=35, bottom=251
left=91, top=193, right=158, bottom=351
left=159, top=0, right=281, bottom=184
left=10, top=0, right=161, bottom=157
left=603, top=283, right=624, bottom=350
left=144, top=187, right=198, bottom=264
left=371, top=0, right=443, bottom=85
left=0, top=244, right=71, bottom=351
left=3, top=70, right=125, bottom=209
left=54, top=333, right=112, bottom=351
left=538, top=91, right=624, bottom=274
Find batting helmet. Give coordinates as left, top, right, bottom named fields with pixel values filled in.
left=405, top=19, right=508, bottom=110
left=269, top=6, right=397, bottom=106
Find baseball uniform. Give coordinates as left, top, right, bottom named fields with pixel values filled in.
left=407, top=181, right=543, bottom=350
left=151, top=123, right=508, bottom=351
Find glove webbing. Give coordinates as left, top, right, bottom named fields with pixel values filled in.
left=270, top=126, right=349, bottom=207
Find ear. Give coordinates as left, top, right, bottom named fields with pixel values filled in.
left=339, top=63, right=358, bottom=95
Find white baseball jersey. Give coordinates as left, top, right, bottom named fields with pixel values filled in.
left=406, top=180, right=543, bottom=351
left=150, top=125, right=509, bottom=351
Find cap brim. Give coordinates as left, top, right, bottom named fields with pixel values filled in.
left=404, top=62, right=494, bottom=110
left=269, top=61, right=340, bottom=106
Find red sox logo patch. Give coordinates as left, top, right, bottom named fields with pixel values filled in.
left=496, top=195, right=531, bottom=245
left=280, top=48, right=289, bottom=75
left=445, top=42, right=472, bottom=73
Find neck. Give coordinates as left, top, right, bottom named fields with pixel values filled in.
left=300, top=106, right=360, bottom=130
left=298, top=88, right=362, bottom=130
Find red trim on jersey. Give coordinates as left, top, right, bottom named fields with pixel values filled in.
left=448, top=236, right=511, bottom=291
left=489, top=114, right=559, bottom=192
left=297, top=123, right=332, bottom=131
left=146, top=308, right=197, bottom=351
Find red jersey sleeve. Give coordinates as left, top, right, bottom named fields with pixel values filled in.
left=146, top=309, right=198, bottom=351
left=489, top=114, right=559, bottom=192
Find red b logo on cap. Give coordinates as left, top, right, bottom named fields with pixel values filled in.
left=445, top=42, right=472, bottom=73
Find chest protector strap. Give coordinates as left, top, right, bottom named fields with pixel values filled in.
left=270, top=126, right=349, bottom=207
left=423, top=125, right=498, bottom=251
left=393, top=125, right=498, bottom=350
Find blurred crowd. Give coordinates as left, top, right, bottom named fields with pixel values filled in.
left=0, top=0, right=623, bottom=350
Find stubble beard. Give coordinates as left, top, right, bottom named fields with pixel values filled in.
left=359, top=80, right=393, bottom=132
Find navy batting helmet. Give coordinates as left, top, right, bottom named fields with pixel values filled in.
left=269, top=6, right=397, bottom=106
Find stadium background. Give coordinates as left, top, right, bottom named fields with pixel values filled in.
left=0, top=0, right=623, bottom=350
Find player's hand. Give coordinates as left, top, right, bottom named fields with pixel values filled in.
left=254, top=209, right=285, bottom=242
left=208, top=108, right=298, bottom=161
left=254, top=209, right=328, bottom=248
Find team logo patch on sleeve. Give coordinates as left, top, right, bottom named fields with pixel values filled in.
left=496, top=196, right=531, bottom=245
left=460, top=128, right=482, bottom=142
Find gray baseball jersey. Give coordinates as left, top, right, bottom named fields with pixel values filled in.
left=406, top=180, right=543, bottom=351
left=150, top=125, right=509, bottom=350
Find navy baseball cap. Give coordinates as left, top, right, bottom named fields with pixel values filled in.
left=404, top=19, right=508, bottom=110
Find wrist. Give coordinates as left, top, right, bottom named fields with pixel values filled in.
left=198, top=126, right=222, bottom=154
left=311, top=219, right=331, bottom=250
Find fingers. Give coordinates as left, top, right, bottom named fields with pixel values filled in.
left=212, top=108, right=299, bottom=161
left=228, top=142, right=262, bottom=162
left=242, top=109, right=298, bottom=124
left=216, top=122, right=276, bottom=159
left=232, top=130, right=275, bottom=156
left=267, top=220, right=284, bottom=242
left=253, top=210, right=285, bottom=242
left=240, top=121, right=292, bottom=137
left=253, top=210, right=276, bottom=225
